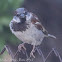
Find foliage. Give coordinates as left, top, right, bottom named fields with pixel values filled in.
left=0, top=0, right=24, bottom=52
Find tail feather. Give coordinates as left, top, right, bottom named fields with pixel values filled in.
left=48, top=34, right=56, bottom=39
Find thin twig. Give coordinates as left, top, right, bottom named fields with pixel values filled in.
left=1, top=45, right=62, bottom=62
left=36, top=46, right=45, bottom=62
left=14, top=50, right=19, bottom=58
left=4, top=45, right=14, bottom=59
left=0, top=47, right=6, bottom=55
left=36, top=47, right=62, bottom=62
left=52, top=48, right=62, bottom=62
left=45, top=49, right=53, bottom=62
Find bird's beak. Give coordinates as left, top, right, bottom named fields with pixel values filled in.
left=20, top=14, right=26, bottom=18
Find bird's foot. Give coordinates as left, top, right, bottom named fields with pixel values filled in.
left=30, top=45, right=35, bottom=58
left=30, top=51, right=35, bottom=58
left=18, top=43, right=26, bottom=52
left=14, top=43, right=27, bottom=58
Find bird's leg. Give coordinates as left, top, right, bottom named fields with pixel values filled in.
left=18, top=43, right=26, bottom=52
left=30, top=45, right=35, bottom=58
left=14, top=43, right=26, bottom=58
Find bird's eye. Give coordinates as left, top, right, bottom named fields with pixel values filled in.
left=24, top=12, right=27, bottom=15
left=16, top=14, right=20, bottom=17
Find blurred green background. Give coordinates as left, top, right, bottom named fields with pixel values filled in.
left=0, top=0, right=24, bottom=60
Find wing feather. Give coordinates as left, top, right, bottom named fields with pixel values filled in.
left=31, top=13, right=48, bottom=35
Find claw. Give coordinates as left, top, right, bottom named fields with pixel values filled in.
left=30, top=45, right=35, bottom=58
left=18, top=43, right=26, bottom=52
left=14, top=43, right=26, bottom=58
left=30, top=51, right=35, bottom=58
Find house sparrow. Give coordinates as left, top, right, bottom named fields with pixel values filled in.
left=9, top=8, right=56, bottom=58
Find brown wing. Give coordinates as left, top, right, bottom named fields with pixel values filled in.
left=31, top=13, right=48, bottom=35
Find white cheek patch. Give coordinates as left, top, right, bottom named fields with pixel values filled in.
left=26, top=13, right=32, bottom=21
left=13, top=16, right=21, bottom=23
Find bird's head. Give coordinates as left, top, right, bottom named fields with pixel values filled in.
left=10, top=8, right=31, bottom=32
left=12, top=8, right=28, bottom=24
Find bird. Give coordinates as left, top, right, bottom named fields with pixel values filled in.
left=9, top=8, right=56, bottom=58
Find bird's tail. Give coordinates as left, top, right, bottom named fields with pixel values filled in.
left=48, top=34, right=56, bottom=39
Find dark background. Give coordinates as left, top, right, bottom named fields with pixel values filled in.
left=0, top=0, right=62, bottom=62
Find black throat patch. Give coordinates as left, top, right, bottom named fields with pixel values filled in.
left=12, top=22, right=28, bottom=32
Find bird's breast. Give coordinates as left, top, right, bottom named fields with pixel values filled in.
left=9, top=20, right=28, bottom=32
left=10, top=22, right=45, bottom=45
